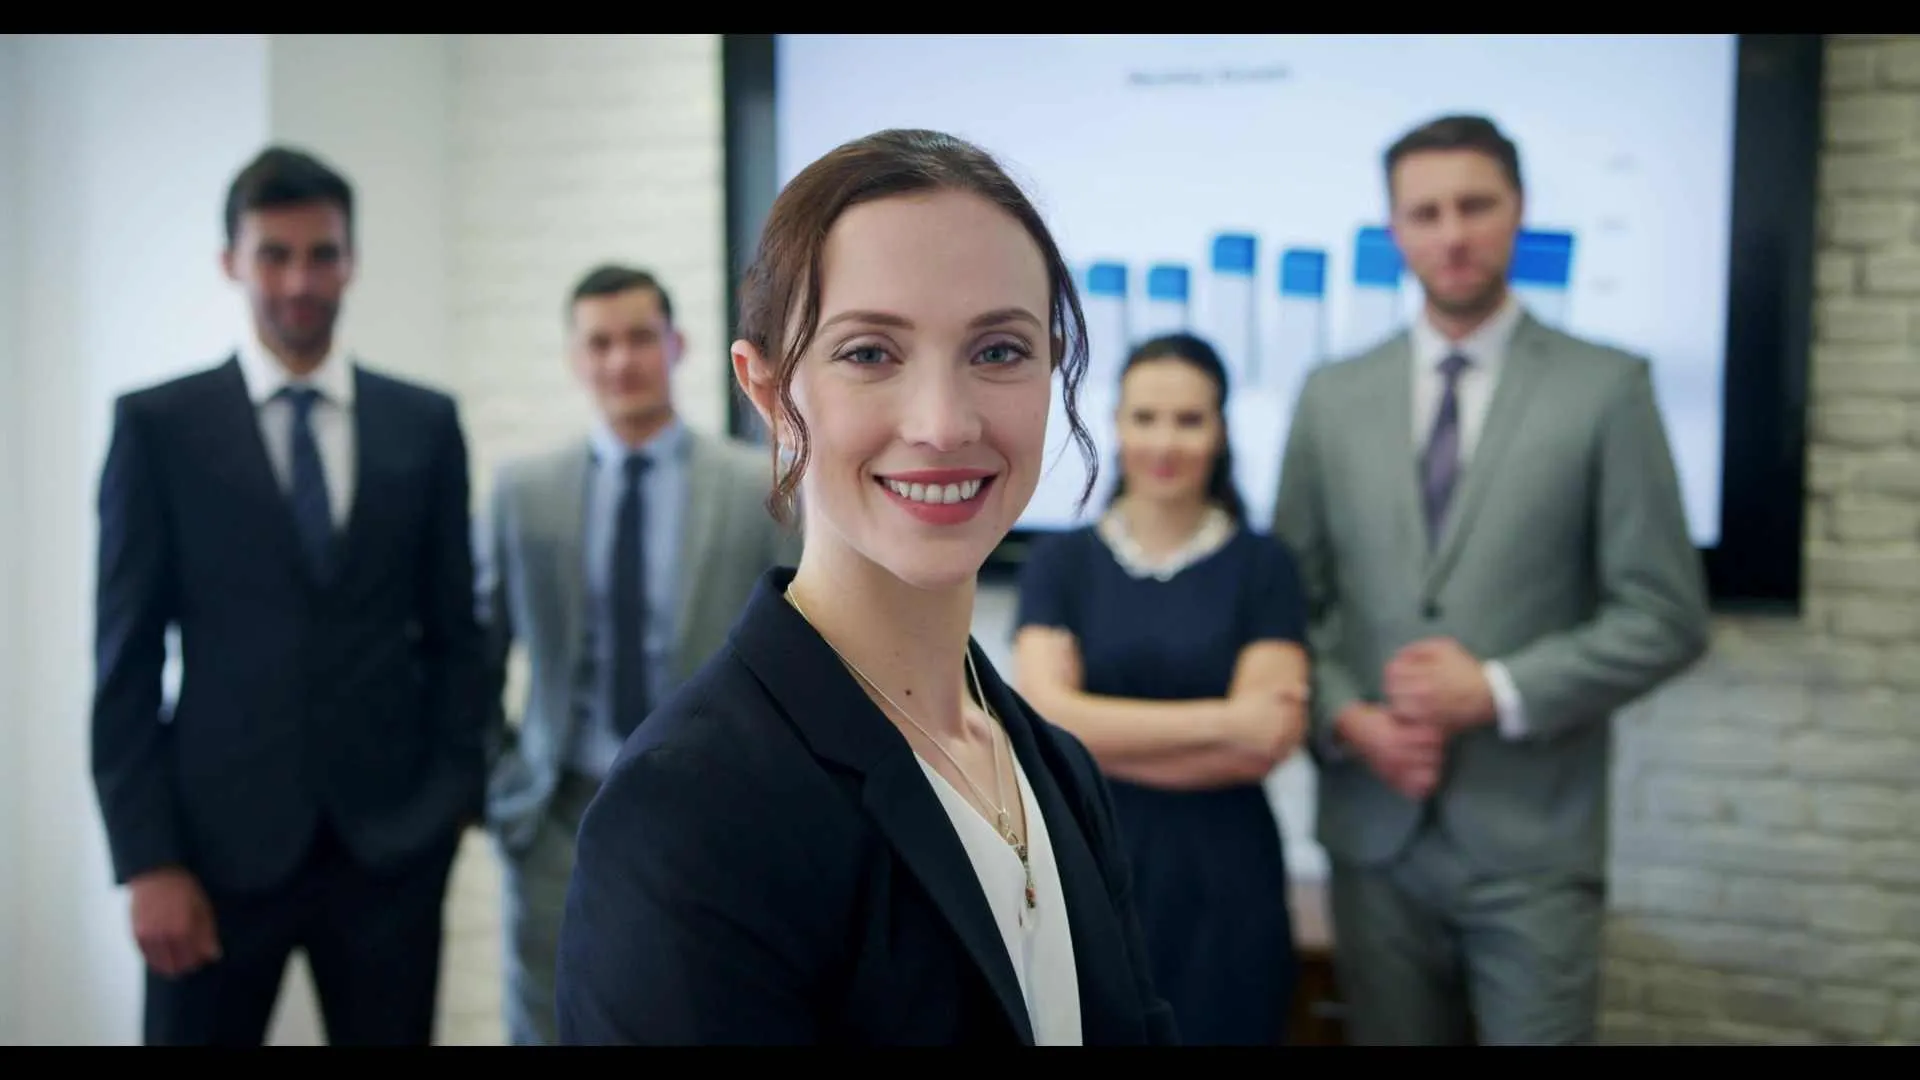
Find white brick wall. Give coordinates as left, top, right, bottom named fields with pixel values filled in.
left=435, top=33, right=728, bottom=1046
left=430, top=34, right=1920, bottom=1046
left=1601, top=34, right=1920, bottom=1046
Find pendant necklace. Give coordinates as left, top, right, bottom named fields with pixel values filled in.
left=786, top=587, right=1035, bottom=911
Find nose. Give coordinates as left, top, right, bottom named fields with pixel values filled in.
left=1436, top=210, right=1472, bottom=251
left=284, top=260, right=327, bottom=298
left=1144, top=422, right=1184, bottom=453
left=900, top=362, right=982, bottom=453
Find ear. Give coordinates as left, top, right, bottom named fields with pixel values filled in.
left=665, top=327, right=687, bottom=368
left=731, top=339, right=779, bottom=437
left=219, top=247, right=239, bottom=284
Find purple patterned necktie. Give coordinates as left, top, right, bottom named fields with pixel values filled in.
left=1421, top=352, right=1470, bottom=548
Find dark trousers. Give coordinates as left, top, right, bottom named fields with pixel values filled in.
left=143, top=819, right=461, bottom=1046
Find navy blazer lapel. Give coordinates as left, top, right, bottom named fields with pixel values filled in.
left=972, top=648, right=1152, bottom=1046
left=328, top=365, right=387, bottom=583
left=730, top=569, right=1037, bottom=1045
left=203, top=357, right=311, bottom=582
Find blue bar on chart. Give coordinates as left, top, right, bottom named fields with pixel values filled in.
left=1084, top=261, right=1130, bottom=391
left=1206, top=233, right=1257, bottom=388
left=1143, top=264, right=1191, bottom=340
left=1510, top=228, right=1575, bottom=328
left=1346, top=226, right=1404, bottom=354
left=1269, top=248, right=1328, bottom=385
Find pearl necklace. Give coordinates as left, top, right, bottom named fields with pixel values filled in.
left=785, top=587, right=1035, bottom=910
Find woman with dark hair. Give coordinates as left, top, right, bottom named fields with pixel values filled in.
left=552, top=128, right=1175, bottom=1046
left=1013, top=332, right=1309, bottom=1045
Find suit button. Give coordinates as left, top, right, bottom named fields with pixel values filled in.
left=1421, top=600, right=1441, bottom=620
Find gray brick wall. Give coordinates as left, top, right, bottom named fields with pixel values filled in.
left=1601, top=34, right=1920, bottom=1046
left=429, top=34, right=1920, bottom=1046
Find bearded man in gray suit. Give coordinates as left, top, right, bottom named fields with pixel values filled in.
left=1272, top=115, right=1711, bottom=1046
left=476, top=265, right=796, bottom=1045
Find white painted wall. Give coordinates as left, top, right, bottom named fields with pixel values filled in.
left=0, top=31, right=27, bottom=1042
left=4, top=32, right=271, bottom=1045
left=268, top=34, right=453, bottom=391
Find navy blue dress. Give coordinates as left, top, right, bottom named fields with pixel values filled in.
left=1015, top=522, right=1304, bottom=1046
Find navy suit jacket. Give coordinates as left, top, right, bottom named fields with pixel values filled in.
left=555, top=567, right=1179, bottom=1045
left=90, top=356, right=487, bottom=894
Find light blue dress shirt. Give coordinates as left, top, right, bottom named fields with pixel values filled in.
left=566, top=417, right=688, bottom=779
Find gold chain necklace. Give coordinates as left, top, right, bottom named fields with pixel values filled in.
left=785, top=587, right=1036, bottom=910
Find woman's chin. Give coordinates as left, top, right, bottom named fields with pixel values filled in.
left=868, top=535, right=1001, bottom=594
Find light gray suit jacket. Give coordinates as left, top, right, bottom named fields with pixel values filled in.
left=477, top=427, right=799, bottom=854
left=1272, top=312, right=1711, bottom=878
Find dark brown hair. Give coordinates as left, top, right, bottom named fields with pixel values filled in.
left=1384, top=114, right=1524, bottom=201
left=224, top=145, right=354, bottom=251
left=568, top=263, right=674, bottom=327
left=735, top=128, right=1097, bottom=523
left=1104, top=332, right=1247, bottom=525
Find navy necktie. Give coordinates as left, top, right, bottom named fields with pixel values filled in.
left=279, top=385, right=333, bottom=579
left=611, top=453, right=652, bottom=739
left=1420, top=353, right=1469, bottom=548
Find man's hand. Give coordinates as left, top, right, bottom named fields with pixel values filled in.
left=129, top=866, right=221, bottom=978
left=1383, top=637, right=1497, bottom=734
left=1335, top=701, right=1448, bottom=800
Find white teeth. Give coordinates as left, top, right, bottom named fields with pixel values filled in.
left=885, top=478, right=983, bottom=504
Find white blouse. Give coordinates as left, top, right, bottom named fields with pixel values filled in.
left=914, top=750, right=1083, bottom=1045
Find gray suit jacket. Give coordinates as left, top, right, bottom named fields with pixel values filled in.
left=477, top=427, right=799, bottom=853
left=1271, top=312, right=1711, bottom=878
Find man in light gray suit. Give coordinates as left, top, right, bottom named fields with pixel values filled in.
left=476, top=265, right=795, bottom=1045
left=1272, top=115, right=1711, bottom=1046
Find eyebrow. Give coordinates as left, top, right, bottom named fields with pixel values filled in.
left=817, top=306, right=1045, bottom=334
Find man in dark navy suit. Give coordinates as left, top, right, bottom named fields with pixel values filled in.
left=89, top=145, right=486, bottom=1046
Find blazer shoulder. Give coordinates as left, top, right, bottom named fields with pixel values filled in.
left=114, top=358, right=240, bottom=416
left=609, top=644, right=837, bottom=828
left=1530, top=325, right=1654, bottom=405
left=499, top=440, right=588, bottom=487
left=1306, top=332, right=1406, bottom=394
left=1531, top=319, right=1648, bottom=371
left=353, top=364, right=460, bottom=416
left=693, top=429, right=774, bottom=485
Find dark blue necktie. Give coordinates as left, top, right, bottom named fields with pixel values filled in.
left=1420, top=353, right=1469, bottom=548
left=279, top=385, right=333, bottom=579
left=611, top=453, right=652, bottom=739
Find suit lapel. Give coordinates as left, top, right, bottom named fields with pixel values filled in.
left=330, top=366, right=384, bottom=582
left=1422, top=314, right=1551, bottom=594
left=730, top=571, right=1038, bottom=1045
left=1364, top=339, right=1430, bottom=581
left=539, top=442, right=594, bottom=657
left=204, top=357, right=311, bottom=582
left=670, top=432, right=725, bottom=681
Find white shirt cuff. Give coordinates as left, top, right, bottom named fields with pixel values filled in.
left=1484, top=660, right=1528, bottom=740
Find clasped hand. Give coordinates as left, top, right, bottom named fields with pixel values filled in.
left=1342, top=637, right=1496, bottom=801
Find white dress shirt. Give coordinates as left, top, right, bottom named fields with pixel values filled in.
left=1407, top=292, right=1530, bottom=740
left=234, top=334, right=357, bottom=529
left=916, top=751, right=1082, bottom=1045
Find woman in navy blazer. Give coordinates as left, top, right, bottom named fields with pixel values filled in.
left=552, top=128, right=1178, bottom=1046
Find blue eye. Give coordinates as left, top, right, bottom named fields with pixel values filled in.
left=837, top=345, right=890, bottom=365
left=978, top=342, right=1032, bottom=366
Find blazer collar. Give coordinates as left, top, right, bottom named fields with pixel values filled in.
left=729, top=568, right=1155, bottom=1046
